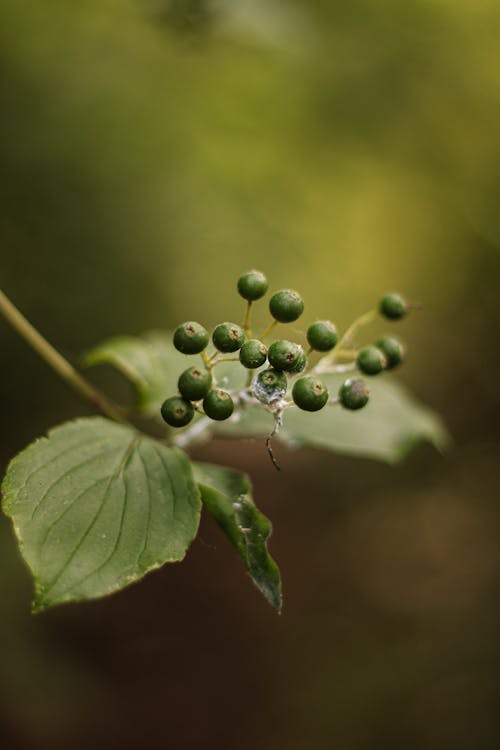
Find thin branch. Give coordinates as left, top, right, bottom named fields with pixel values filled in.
left=0, top=288, right=126, bottom=423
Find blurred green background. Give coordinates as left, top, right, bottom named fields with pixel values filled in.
left=1, top=1, right=500, bottom=748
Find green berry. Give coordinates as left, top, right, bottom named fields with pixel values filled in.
left=173, top=321, right=209, bottom=355
left=160, top=396, right=194, bottom=427
left=269, top=289, right=304, bottom=323
left=379, top=292, right=408, bottom=320
left=339, top=378, right=370, bottom=410
left=203, top=389, right=234, bottom=421
left=253, top=368, right=288, bottom=404
left=357, top=346, right=387, bottom=376
left=268, top=339, right=304, bottom=372
left=239, top=339, right=267, bottom=369
left=289, top=349, right=308, bottom=374
left=376, top=336, right=405, bottom=370
left=237, top=270, right=268, bottom=301
left=306, top=320, right=338, bottom=352
left=212, top=322, right=245, bottom=353
left=178, top=366, right=212, bottom=401
left=292, top=376, right=329, bottom=412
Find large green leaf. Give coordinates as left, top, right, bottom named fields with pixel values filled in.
left=213, top=374, right=450, bottom=464
left=193, top=462, right=282, bottom=612
left=1, top=417, right=201, bottom=611
left=84, top=331, right=246, bottom=417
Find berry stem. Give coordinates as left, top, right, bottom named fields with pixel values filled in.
left=314, top=362, right=356, bottom=375
left=201, top=350, right=214, bottom=370
left=0, top=287, right=127, bottom=424
left=315, top=309, right=376, bottom=372
left=259, top=320, right=277, bottom=341
left=334, top=348, right=358, bottom=359
left=243, top=301, right=253, bottom=337
left=337, top=309, right=377, bottom=351
left=210, top=357, right=238, bottom=369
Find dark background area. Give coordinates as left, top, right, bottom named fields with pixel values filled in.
left=1, top=1, right=500, bottom=748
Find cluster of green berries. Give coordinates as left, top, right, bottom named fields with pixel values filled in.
left=160, top=273, right=411, bottom=427
left=353, top=294, right=408, bottom=378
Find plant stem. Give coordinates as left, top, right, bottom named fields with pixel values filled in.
left=201, top=350, right=213, bottom=370
left=211, top=356, right=240, bottom=365
left=243, top=301, right=253, bottom=337
left=0, top=288, right=126, bottom=423
left=315, top=309, right=377, bottom=372
left=336, top=309, right=377, bottom=351
left=334, top=348, right=359, bottom=359
left=259, top=320, right=277, bottom=341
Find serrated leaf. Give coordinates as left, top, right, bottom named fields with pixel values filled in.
left=84, top=331, right=246, bottom=417
left=193, top=462, right=282, bottom=612
left=1, top=417, right=201, bottom=611
left=213, top=375, right=450, bottom=464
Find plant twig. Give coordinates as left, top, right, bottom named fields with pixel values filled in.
left=243, top=301, right=253, bottom=337
left=259, top=320, right=277, bottom=341
left=0, top=288, right=127, bottom=423
left=315, top=308, right=377, bottom=372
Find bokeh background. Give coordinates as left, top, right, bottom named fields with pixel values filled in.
left=1, top=1, right=500, bottom=748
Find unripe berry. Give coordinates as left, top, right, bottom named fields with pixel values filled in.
left=379, top=292, right=408, bottom=320
left=306, top=320, right=338, bottom=352
left=357, top=346, right=387, bottom=376
left=239, top=339, right=267, bottom=369
left=253, top=368, right=288, bottom=404
left=237, top=270, right=268, bottom=301
left=160, top=396, right=194, bottom=427
left=339, top=378, right=370, bottom=410
left=212, top=322, right=245, bottom=353
left=203, top=389, right=234, bottom=421
left=268, top=339, right=304, bottom=372
left=173, top=322, right=209, bottom=355
left=289, top=349, right=307, bottom=374
left=178, top=366, right=212, bottom=401
left=292, top=376, right=328, bottom=412
left=269, top=289, right=304, bottom=323
left=376, top=336, right=405, bottom=369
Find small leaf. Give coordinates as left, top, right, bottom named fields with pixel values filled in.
left=1, top=417, right=201, bottom=611
left=83, top=332, right=185, bottom=415
left=213, top=375, right=450, bottom=464
left=84, top=331, right=246, bottom=417
left=193, top=462, right=282, bottom=612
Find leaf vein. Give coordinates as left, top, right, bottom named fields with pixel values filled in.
left=136, top=444, right=152, bottom=567
left=152, top=445, right=177, bottom=523
left=12, top=436, right=111, bottom=509
left=29, top=445, right=118, bottom=520
left=39, top=476, right=110, bottom=551
left=40, top=435, right=139, bottom=600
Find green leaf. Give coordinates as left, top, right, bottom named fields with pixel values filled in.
left=83, top=332, right=186, bottom=415
left=1, top=417, right=201, bottom=611
left=213, top=374, right=450, bottom=464
left=193, top=462, right=282, bottom=612
left=84, top=331, right=246, bottom=417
